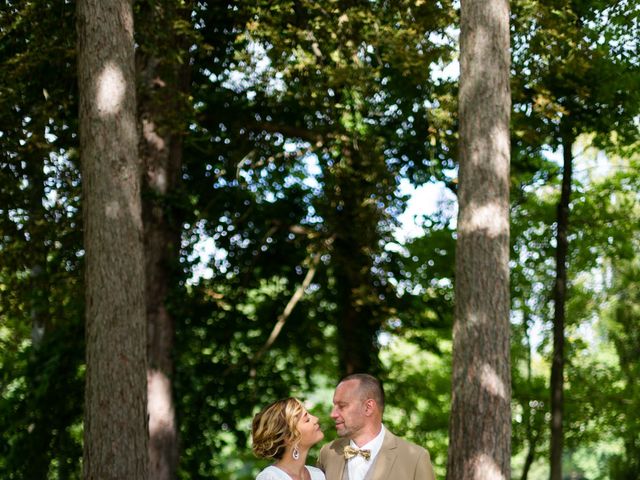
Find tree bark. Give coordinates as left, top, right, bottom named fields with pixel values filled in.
left=77, top=1, right=148, bottom=478
left=447, top=0, right=511, bottom=479
left=136, top=0, right=192, bottom=475
left=325, top=146, right=385, bottom=377
left=136, top=0, right=191, bottom=480
left=549, top=128, right=573, bottom=480
left=520, top=314, right=538, bottom=480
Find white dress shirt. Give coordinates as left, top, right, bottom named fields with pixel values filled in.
left=347, top=425, right=386, bottom=480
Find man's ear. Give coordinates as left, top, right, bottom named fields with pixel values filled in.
left=364, top=398, right=376, bottom=416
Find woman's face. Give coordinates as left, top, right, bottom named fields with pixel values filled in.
left=295, top=408, right=324, bottom=448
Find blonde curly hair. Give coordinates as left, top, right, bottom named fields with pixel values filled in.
left=251, top=398, right=305, bottom=459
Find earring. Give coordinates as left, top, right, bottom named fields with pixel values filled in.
left=292, top=445, right=300, bottom=460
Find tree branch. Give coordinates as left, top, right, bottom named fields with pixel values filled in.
left=250, top=250, right=322, bottom=365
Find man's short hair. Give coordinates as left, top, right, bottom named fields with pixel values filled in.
left=340, top=373, right=385, bottom=411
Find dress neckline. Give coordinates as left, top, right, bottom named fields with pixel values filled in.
left=272, top=464, right=311, bottom=480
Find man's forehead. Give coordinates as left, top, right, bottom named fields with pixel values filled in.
left=334, top=379, right=360, bottom=400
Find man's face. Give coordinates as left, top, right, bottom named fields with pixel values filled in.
left=330, top=380, right=366, bottom=438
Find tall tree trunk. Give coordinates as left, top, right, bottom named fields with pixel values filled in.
left=141, top=112, right=183, bottom=479
left=447, top=0, right=511, bottom=478
left=77, top=1, right=148, bottom=478
left=325, top=146, right=385, bottom=377
left=549, top=129, right=573, bottom=480
left=520, top=313, right=537, bottom=480
left=136, top=1, right=192, bottom=477
left=333, top=258, right=379, bottom=376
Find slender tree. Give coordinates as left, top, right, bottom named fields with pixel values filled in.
left=77, top=0, right=148, bottom=478
left=447, top=0, right=512, bottom=478
left=549, top=125, right=573, bottom=480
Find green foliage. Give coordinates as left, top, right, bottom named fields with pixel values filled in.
left=604, top=255, right=640, bottom=479
left=381, top=339, right=452, bottom=479
left=172, top=0, right=460, bottom=473
left=509, top=0, right=639, bottom=476
left=1, top=0, right=83, bottom=478
left=0, top=322, right=84, bottom=480
left=511, top=0, right=640, bottom=145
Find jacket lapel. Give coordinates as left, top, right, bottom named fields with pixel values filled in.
left=328, top=439, right=348, bottom=480
left=370, top=430, right=398, bottom=480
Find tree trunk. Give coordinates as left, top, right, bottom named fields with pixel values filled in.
left=325, top=146, right=385, bottom=377
left=549, top=129, right=573, bottom=480
left=77, top=1, right=148, bottom=478
left=520, top=314, right=538, bottom=480
left=136, top=1, right=192, bottom=477
left=447, top=0, right=511, bottom=478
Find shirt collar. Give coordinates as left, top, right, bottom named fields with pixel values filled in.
left=350, top=424, right=385, bottom=458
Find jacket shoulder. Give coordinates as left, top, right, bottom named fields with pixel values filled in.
left=387, top=430, right=431, bottom=457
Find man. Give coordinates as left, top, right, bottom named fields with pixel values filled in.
left=318, top=374, right=435, bottom=480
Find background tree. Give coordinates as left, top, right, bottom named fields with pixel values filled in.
left=549, top=122, right=572, bottom=480
left=76, top=0, right=148, bottom=477
left=447, top=0, right=512, bottom=478
left=135, top=0, right=195, bottom=477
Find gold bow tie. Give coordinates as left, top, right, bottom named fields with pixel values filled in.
left=343, top=445, right=371, bottom=460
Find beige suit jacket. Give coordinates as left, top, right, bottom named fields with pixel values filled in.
left=317, top=430, right=435, bottom=480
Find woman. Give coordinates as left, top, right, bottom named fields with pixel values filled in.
left=252, top=397, right=326, bottom=480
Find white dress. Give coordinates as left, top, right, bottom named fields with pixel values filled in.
left=256, top=465, right=326, bottom=480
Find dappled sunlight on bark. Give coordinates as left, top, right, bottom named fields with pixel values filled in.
left=480, top=363, right=507, bottom=400
left=148, top=369, right=175, bottom=437
left=471, top=452, right=507, bottom=480
left=462, top=201, right=509, bottom=238
left=96, top=62, right=126, bottom=115
left=148, top=369, right=176, bottom=478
